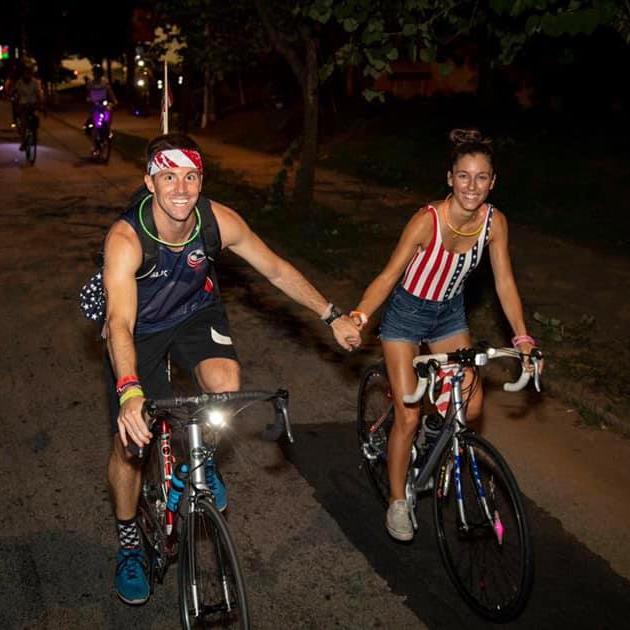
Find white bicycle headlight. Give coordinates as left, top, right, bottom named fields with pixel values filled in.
left=206, top=409, right=226, bottom=428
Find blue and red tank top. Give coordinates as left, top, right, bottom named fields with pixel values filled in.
left=121, top=207, right=220, bottom=335
left=401, top=203, right=494, bottom=302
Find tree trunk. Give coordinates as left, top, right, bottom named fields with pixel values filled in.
left=237, top=72, right=246, bottom=107
left=201, top=70, right=217, bottom=129
left=292, top=38, right=319, bottom=213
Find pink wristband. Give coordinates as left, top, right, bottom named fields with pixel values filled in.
left=512, top=334, right=536, bottom=348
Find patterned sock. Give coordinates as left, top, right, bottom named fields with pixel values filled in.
left=117, top=517, right=141, bottom=549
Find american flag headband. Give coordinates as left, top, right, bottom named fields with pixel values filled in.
left=147, top=149, right=203, bottom=175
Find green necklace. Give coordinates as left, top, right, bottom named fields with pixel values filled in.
left=138, top=195, right=201, bottom=247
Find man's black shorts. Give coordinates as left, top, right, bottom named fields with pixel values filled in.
left=106, top=302, right=238, bottom=433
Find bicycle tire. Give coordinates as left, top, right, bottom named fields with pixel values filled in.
left=179, top=494, right=250, bottom=629
left=100, top=129, right=112, bottom=164
left=25, top=129, right=36, bottom=165
left=357, top=362, right=393, bottom=507
left=433, top=432, right=533, bottom=621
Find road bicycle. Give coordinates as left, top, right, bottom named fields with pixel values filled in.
left=17, top=105, right=39, bottom=165
left=357, top=345, right=542, bottom=622
left=134, top=388, right=293, bottom=629
left=87, top=99, right=113, bottom=163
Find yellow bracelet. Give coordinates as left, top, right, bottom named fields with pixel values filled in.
left=119, top=386, right=144, bottom=406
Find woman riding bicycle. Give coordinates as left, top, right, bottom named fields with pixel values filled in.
left=351, top=128, right=541, bottom=541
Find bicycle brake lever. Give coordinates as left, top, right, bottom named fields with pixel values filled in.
left=126, top=440, right=146, bottom=460
left=532, top=358, right=541, bottom=393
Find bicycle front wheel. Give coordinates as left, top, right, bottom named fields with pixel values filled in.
left=25, top=130, right=36, bottom=165
left=357, top=362, right=393, bottom=507
left=100, top=130, right=112, bottom=163
left=179, top=495, right=250, bottom=629
left=434, top=433, right=533, bottom=622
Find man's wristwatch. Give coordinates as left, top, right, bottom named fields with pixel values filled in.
left=322, top=304, right=343, bottom=326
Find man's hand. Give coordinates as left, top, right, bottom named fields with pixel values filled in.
left=117, top=396, right=152, bottom=449
left=331, top=315, right=362, bottom=351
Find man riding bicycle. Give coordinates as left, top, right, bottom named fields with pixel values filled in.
left=103, top=133, right=361, bottom=605
left=10, top=65, right=43, bottom=151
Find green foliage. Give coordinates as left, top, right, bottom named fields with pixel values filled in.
left=156, top=0, right=265, bottom=76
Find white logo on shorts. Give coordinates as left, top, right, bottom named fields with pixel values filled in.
left=211, top=327, right=233, bottom=345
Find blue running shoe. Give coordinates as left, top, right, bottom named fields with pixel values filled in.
left=115, top=547, right=150, bottom=605
left=205, top=460, right=227, bottom=511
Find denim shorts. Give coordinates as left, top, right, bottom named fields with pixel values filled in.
left=380, top=286, right=468, bottom=345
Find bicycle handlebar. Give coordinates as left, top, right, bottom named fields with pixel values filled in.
left=402, top=346, right=543, bottom=404
left=128, top=389, right=293, bottom=459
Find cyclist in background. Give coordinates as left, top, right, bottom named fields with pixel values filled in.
left=86, top=64, right=117, bottom=107
left=86, top=65, right=117, bottom=156
left=10, top=64, right=43, bottom=150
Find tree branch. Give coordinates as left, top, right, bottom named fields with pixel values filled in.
left=253, top=0, right=305, bottom=84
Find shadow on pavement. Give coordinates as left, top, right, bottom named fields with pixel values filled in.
left=284, top=422, right=630, bottom=629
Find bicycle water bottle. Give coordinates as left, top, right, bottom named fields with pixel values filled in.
left=165, top=463, right=189, bottom=535
left=414, top=414, right=444, bottom=466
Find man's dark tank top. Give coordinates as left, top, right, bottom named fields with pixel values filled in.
left=121, top=206, right=220, bottom=335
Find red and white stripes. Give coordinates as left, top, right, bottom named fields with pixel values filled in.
left=435, top=367, right=456, bottom=417
left=401, top=205, right=492, bottom=302
left=148, top=149, right=203, bottom=175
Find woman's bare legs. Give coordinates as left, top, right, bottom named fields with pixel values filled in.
left=382, top=331, right=483, bottom=527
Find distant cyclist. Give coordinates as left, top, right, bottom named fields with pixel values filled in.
left=10, top=64, right=43, bottom=151
left=86, top=65, right=117, bottom=107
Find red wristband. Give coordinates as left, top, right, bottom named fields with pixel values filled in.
left=116, top=374, right=141, bottom=390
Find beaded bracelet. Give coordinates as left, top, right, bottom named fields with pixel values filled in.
left=119, top=386, right=144, bottom=406
left=511, top=334, right=536, bottom=348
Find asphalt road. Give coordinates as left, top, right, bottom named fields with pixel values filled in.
left=2, top=103, right=630, bottom=629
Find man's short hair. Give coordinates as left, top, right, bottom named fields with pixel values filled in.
left=146, top=134, right=202, bottom=166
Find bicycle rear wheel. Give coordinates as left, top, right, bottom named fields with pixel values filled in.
left=357, top=362, right=393, bottom=507
left=434, top=433, right=533, bottom=621
left=25, top=129, right=36, bottom=165
left=179, top=495, right=250, bottom=629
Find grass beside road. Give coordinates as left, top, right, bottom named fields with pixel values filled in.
left=319, top=98, right=630, bottom=253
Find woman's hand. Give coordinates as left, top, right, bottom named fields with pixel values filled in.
left=349, top=310, right=368, bottom=331
left=515, top=340, right=544, bottom=374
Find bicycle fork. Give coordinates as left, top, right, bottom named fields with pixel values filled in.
left=445, top=379, right=503, bottom=545
left=185, top=422, right=235, bottom=616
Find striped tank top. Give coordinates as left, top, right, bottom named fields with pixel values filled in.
left=401, top=203, right=494, bottom=302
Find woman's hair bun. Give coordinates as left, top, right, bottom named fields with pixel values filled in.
left=449, top=128, right=491, bottom=147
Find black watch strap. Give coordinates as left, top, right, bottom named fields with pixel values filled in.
left=323, top=305, right=343, bottom=326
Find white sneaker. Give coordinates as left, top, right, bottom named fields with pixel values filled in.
left=386, top=500, right=413, bottom=541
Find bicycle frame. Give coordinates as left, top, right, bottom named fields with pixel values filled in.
left=409, top=365, right=506, bottom=542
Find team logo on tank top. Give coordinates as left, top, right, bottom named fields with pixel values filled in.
left=187, top=249, right=206, bottom=268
